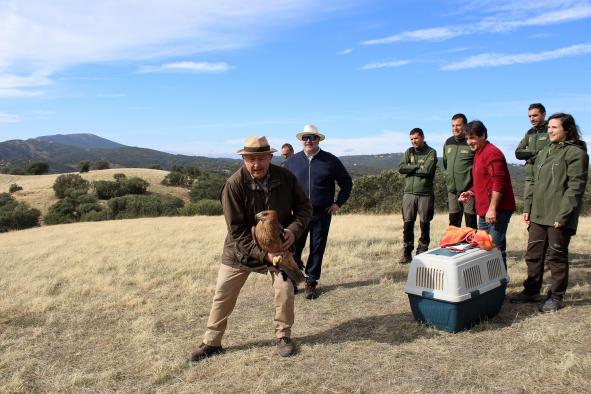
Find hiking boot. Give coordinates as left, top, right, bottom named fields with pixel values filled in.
left=416, top=243, right=429, bottom=255
left=398, top=253, right=412, bottom=264
left=304, top=282, right=318, bottom=300
left=509, top=291, right=542, bottom=304
left=188, top=343, right=224, bottom=362
left=538, top=297, right=565, bottom=313
left=276, top=337, right=295, bottom=357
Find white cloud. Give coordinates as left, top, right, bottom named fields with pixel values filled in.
left=0, top=112, right=21, bottom=123
left=138, top=61, right=234, bottom=74
left=362, top=2, right=591, bottom=45
left=337, top=48, right=354, bottom=55
left=96, top=93, right=126, bottom=98
left=0, top=0, right=350, bottom=96
left=0, top=71, right=51, bottom=97
left=359, top=60, right=410, bottom=70
left=362, top=27, right=463, bottom=45
left=443, top=42, right=591, bottom=70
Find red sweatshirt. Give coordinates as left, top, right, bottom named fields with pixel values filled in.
left=470, top=141, right=516, bottom=216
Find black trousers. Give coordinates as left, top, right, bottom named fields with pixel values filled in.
left=293, top=207, right=332, bottom=285
left=523, top=222, right=572, bottom=300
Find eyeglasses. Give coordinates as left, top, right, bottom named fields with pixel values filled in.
left=302, top=135, right=318, bottom=142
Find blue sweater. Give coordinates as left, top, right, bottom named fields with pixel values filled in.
left=284, top=149, right=352, bottom=210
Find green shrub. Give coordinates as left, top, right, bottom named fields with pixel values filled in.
left=0, top=193, right=41, bottom=232
left=180, top=199, right=223, bottom=216
left=108, top=194, right=183, bottom=219
left=94, top=180, right=121, bottom=199
left=341, top=169, right=447, bottom=214
left=9, top=168, right=25, bottom=175
left=9, top=183, right=23, bottom=193
left=149, top=164, right=163, bottom=170
left=94, top=176, right=149, bottom=199
left=189, top=175, right=226, bottom=202
left=161, top=171, right=191, bottom=187
left=79, top=160, right=91, bottom=173
left=93, top=161, right=110, bottom=170
left=44, top=198, right=79, bottom=224
left=45, top=189, right=101, bottom=225
left=26, top=161, right=49, bottom=175
left=80, top=209, right=112, bottom=222
left=113, top=173, right=127, bottom=181
left=121, top=177, right=149, bottom=195
left=53, top=174, right=90, bottom=199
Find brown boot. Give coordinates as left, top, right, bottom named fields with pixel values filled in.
left=399, top=249, right=412, bottom=264
left=276, top=337, right=296, bottom=357
left=188, top=343, right=224, bottom=362
left=304, top=282, right=318, bottom=300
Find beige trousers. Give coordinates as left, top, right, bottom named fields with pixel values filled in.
left=203, top=263, right=295, bottom=346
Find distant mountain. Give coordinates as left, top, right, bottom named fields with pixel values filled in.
left=36, top=133, right=126, bottom=149
left=0, top=135, right=242, bottom=175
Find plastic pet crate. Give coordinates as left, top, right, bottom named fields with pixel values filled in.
left=404, top=244, right=508, bottom=332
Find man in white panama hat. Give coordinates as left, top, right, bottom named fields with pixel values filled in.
left=284, top=125, right=352, bottom=299
left=189, top=136, right=312, bottom=361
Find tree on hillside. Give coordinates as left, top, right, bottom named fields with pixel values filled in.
left=0, top=192, right=41, bottom=232
left=26, top=161, right=50, bottom=175
left=53, top=174, right=90, bottom=199
left=9, top=168, right=26, bottom=175
left=79, top=160, right=91, bottom=173
left=93, top=160, right=110, bottom=170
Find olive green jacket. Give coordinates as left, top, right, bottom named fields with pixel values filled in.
left=398, top=143, right=437, bottom=195
left=442, top=135, right=474, bottom=194
left=515, top=122, right=549, bottom=180
left=524, top=140, right=589, bottom=233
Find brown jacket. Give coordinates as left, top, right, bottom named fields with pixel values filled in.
left=221, top=164, right=312, bottom=274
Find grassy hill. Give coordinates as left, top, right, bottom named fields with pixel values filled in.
left=1, top=214, right=589, bottom=392
left=0, top=168, right=189, bottom=215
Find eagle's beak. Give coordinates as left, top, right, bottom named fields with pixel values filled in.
left=255, top=212, right=264, bottom=221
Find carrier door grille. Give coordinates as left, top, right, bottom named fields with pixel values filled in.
left=416, top=267, right=444, bottom=290
left=463, top=265, right=483, bottom=289
left=486, top=258, right=503, bottom=280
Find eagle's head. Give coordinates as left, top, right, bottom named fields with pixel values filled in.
left=255, top=210, right=278, bottom=223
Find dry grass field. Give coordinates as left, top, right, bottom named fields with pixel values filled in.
left=0, top=169, right=189, bottom=215
left=1, top=213, right=590, bottom=393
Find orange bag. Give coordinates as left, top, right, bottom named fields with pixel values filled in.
left=439, top=226, right=495, bottom=251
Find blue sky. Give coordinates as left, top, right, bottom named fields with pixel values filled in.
left=1, top=0, right=590, bottom=161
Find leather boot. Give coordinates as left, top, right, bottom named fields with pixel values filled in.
left=418, top=221, right=430, bottom=253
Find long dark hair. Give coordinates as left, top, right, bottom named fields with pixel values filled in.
left=548, top=113, right=581, bottom=142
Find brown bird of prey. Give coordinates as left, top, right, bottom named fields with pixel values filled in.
left=252, top=210, right=306, bottom=285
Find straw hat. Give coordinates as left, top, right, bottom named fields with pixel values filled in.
left=296, top=124, right=325, bottom=141
left=236, top=136, right=277, bottom=155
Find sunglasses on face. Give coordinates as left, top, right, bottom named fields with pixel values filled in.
left=302, top=135, right=318, bottom=142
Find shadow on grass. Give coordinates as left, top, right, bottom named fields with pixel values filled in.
left=227, top=312, right=436, bottom=354
left=316, top=270, right=408, bottom=296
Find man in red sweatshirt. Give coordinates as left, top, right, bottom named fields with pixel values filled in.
left=459, top=120, right=516, bottom=266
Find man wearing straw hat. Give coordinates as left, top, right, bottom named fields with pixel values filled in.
left=284, top=124, right=352, bottom=300
left=189, top=136, right=312, bottom=361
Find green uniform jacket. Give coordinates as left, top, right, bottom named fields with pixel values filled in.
left=515, top=122, right=549, bottom=180
left=398, top=143, right=437, bottom=195
left=442, top=135, right=474, bottom=194
left=524, top=140, right=589, bottom=233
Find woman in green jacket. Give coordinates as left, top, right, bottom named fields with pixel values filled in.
left=510, top=113, right=589, bottom=312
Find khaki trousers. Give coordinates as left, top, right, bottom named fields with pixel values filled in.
left=203, top=263, right=295, bottom=346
